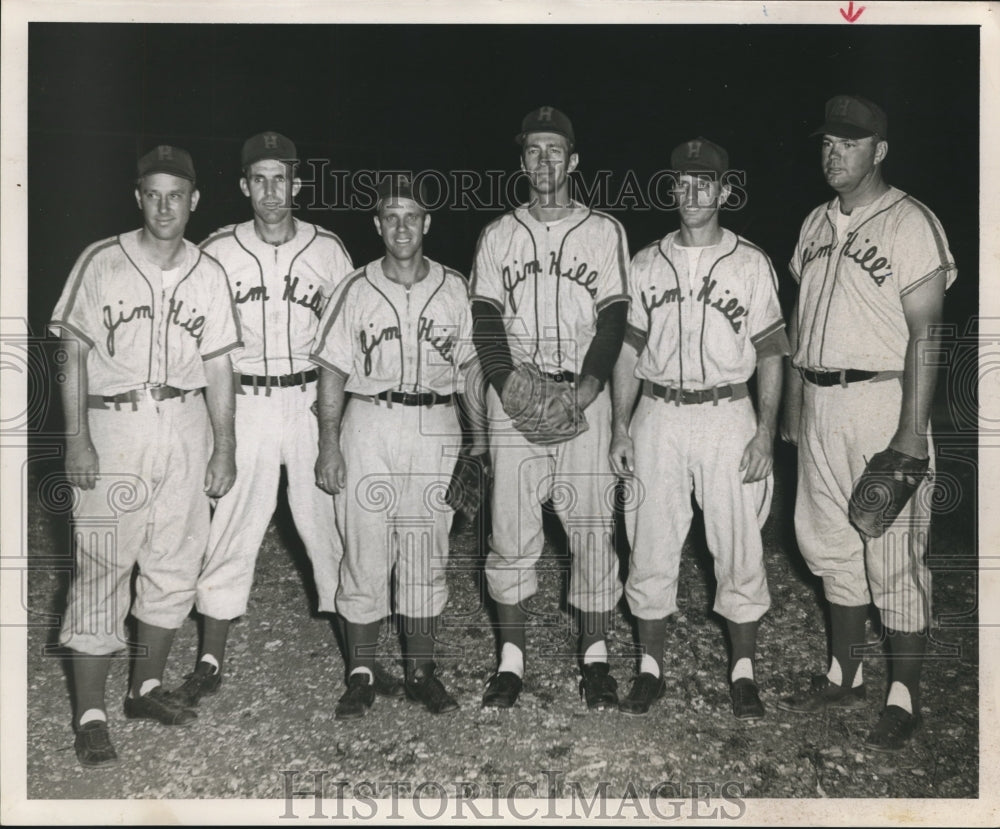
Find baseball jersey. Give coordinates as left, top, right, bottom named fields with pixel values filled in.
left=200, top=218, right=353, bottom=376
left=789, top=186, right=956, bottom=372
left=627, top=229, right=787, bottom=389
left=470, top=203, right=629, bottom=373
left=50, top=229, right=242, bottom=396
left=310, top=258, right=473, bottom=396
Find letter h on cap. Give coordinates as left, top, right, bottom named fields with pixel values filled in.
left=687, top=140, right=702, bottom=159
left=158, top=146, right=174, bottom=160
left=263, top=133, right=278, bottom=149
left=538, top=106, right=554, bottom=122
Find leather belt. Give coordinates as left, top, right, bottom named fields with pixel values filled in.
left=237, top=369, right=317, bottom=389
left=642, top=380, right=748, bottom=406
left=801, top=369, right=901, bottom=387
left=87, top=386, right=202, bottom=410
left=353, top=389, right=455, bottom=407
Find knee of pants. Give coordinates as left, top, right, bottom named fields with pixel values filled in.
left=484, top=553, right=539, bottom=607
left=133, top=582, right=197, bottom=630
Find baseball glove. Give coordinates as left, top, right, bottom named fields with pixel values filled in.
left=848, top=447, right=930, bottom=539
left=446, top=450, right=490, bottom=522
left=500, top=363, right=588, bottom=446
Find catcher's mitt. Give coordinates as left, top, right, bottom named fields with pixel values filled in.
left=848, top=447, right=930, bottom=539
left=446, top=450, right=490, bottom=522
left=500, top=363, right=588, bottom=446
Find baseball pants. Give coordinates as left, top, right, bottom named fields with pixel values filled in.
left=795, top=376, right=933, bottom=632
left=484, top=385, right=621, bottom=613
left=195, top=381, right=341, bottom=619
left=624, top=394, right=772, bottom=623
left=334, top=397, right=461, bottom=624
left=60, top=392, right=211, bottom=655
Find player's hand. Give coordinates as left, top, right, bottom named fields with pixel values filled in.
left=609, top=432, right=635, bottom=478
left=315, top=444, right=346, bottom=495
left=205, top=447, right=236, bottom=498
left=740, top=428, right=774, bottom=483
left=780, top=397, right=801, bottom=446
left=65, top=437, right=100, bottom=490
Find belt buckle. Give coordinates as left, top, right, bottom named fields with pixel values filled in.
left=839, top=370, right=848, bottom=389
left=711, top=386, right=719, bottom=406
left=425, top=390, right=438, bottom=408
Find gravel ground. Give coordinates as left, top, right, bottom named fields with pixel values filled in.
left=24, top=440, right=978, bottom=803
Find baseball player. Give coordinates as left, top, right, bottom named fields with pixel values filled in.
left=312, top=174, right=486, bottom=718
left=51, top=146, right=241, bottom=767
left=778, top=95, right=955, bottom=751
left=171, top=132, right=403, bottom=707
left=609, top=138, right=788, bottom=719
left=470, top=107, right=630, bottom=710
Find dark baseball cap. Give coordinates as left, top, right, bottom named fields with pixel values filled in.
left=670, top=137, right=729, bottom=177
left=241, top=131, right=298, bottom=168
left=516, top=106, right=575, bottom=148
left=137, top=145, right=196, bottom=181
left=376, top=174, right=428, bottom=210
left=811, top=95, right=888, bottom=139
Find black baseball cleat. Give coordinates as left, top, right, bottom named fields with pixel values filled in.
left=74, top=720, right=119, bottom=768
left=619, top=672, right=666, bottom=716
left=124, top=686, right=197, bottom=726
left=863, top=706, right=922, bottom=752
left=336, top=672, right=375, bottom=720
left=730, top=678, right=766, bottom=721
left=579, top=662, right=619, bottom=711
left=481, top=671, right=522, bottom=709
left=372, top=663, right=406, bottom=699
left=405, top=664, right=459, bottom=715
left=173, top=662, right=222, bottom=708
left=776, top=674, right=867, bottom=714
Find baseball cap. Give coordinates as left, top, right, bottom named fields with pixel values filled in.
left=811, top=95, right=888, bottom=139
left=376, top=174, right=428, bottom=210
left=670, top=137, right=729, bottom=178
left=137, top=145, right=196, bottom=181
left=516, top=106, right=575, bottom=148
left=241, top=131, right=298, bottom=168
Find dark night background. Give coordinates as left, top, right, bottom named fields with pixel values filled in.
left=27, top=23, right=978, bottom=338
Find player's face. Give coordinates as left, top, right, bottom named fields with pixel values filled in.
left=821, top=135, right=887, bottom=193
left=521, top=132, right=578, bottom=200
left=240, top=159, right=301, bottom=224
left=673, top=174, right=728, bottom=229
left=374, top=198, right=431, bottom=262
left=134, top=174, right=199, bottom=242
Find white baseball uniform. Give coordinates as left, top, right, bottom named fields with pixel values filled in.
left=310, top=258, right=472, bottom=624
left=624, top=228, right=787, bottom=622
left=470, top=203, right=629, bottom=613
left=195, top=218, right=353, bottom=619
left=50, top=229, right=242, bottom=654
left=790, top=186, right=956, bottom=632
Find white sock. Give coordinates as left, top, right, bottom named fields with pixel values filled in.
left=886, top=681, right=913, bottom=714
left=138, top=678, right=161, bottom=697
left=730, top=657, right=754, bottom=683
left=78, top=708, right=106, bottom=726
left=640, top=653, right=661, bottom=678
left=582, top=640, right=607, bottom=666
left=827, top=657, right=864, bottom=688
left=349, top=667, right=374, bottom=683
left=199, top=654, right=220, bottom=673
left=498, top=642, right=524, bottom=678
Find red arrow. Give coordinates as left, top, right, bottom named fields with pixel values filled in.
left=840, top=1, right=865, bottom=22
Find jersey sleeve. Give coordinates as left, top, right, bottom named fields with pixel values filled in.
left=49, top=241, right=110, bottom=346
left=788, top=229, right=805, bottom=284
left=746, top=250, right=787, bottom=345
left=320, top=232, right=355, bottom=304
left=310, top=275, right=357, bottom=379
left=892, top=201, right=957, bottom=296
left=593, top=215, right=630, bottom=311
left=469, top=221, right=506, bottom=311
left=198, top=258, right=243, bottom=360
left=623, top=251, right=650, bottom=353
